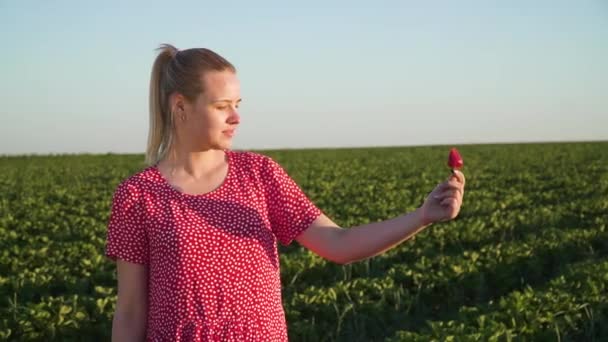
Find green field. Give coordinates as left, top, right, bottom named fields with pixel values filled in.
left=1, top=142, right=607, bottom=341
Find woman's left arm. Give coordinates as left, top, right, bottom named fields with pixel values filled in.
left=295, top=171, right=465, bottom=264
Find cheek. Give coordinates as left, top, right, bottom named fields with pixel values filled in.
left=193, top=112, right=213, bottom=127
left=197, top=115, right=222, bottom=134
left=210, top=112, right=228, bottom=127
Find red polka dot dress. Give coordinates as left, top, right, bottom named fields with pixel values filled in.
left=104, top=149, right=323, bottom=341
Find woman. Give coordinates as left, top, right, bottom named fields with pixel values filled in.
left=105, top=43, right=465, bottom=341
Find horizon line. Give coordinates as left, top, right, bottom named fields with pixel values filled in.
left=1, top=139, right=606, bottom=158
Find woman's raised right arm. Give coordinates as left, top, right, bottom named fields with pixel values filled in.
left=111, top=259, right=148, bottom=342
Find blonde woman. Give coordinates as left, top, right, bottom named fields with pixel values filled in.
left=105, top=44, right=466, bottom=341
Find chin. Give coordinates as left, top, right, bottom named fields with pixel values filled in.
left=212, top=140, right=232, bottom=150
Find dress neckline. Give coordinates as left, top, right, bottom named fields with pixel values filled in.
left=151, top=149, right=232, bottom=198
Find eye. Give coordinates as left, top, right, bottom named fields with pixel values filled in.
left=216, top=105, right=228, bottom=110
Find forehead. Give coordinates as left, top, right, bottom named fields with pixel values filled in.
left=200, top=70, right=240, bottom=100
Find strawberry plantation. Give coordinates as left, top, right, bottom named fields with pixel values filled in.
left=1, top=142, right=607, bottom=341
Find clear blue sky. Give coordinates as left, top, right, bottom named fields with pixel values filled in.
left=1, top=0, right=607, bottom=155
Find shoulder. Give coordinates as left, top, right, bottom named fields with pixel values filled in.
left=228, top=150, right=288, bottom=191
left=228, top=149, right=276, bottom=172
left=112, top=165, right=158, bottom=200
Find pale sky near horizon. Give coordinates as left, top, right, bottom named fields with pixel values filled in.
left=1, top=0, right=607, bottom=155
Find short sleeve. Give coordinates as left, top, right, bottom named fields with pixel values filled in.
left=261, top=156, right=323, bottom=246
left=104, top=181, right=149, bottom=265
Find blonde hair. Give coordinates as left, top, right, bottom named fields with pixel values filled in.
left=146, top=43, right=236, bottom=166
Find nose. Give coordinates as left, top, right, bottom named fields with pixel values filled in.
left=229, top=107, right=240, bottom=124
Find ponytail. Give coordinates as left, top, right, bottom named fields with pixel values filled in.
left=146, top=44, right=177, bottom=166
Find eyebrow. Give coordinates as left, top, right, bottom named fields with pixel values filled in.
left=213, top=98, right=242, bottom=104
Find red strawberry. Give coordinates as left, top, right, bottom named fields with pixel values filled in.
left=448, top=148, right=463, bottom=170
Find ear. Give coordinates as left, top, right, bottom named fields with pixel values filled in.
left=169, top=92, right=187, bottom=114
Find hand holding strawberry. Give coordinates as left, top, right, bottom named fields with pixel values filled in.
left=417, top=148, right=466, bottom=225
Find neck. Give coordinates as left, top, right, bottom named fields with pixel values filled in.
left=161, top=145, right=227, bottom=179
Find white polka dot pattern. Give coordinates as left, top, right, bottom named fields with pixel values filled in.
left=261, top=156, right=324, bottom=246
left=104, top=149, right=323, bottom=341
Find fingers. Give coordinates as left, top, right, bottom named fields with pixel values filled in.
left=430, top=171, right=466, bottom=209
left=437, top=180, right=464, bottom=197
left=450, top=170, right=466, bottom=185
left=440, top=197, right=458, bottom=207
left=434, top=188, right=460, bottom=200
left=437, top=187, right=462, bottom=207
